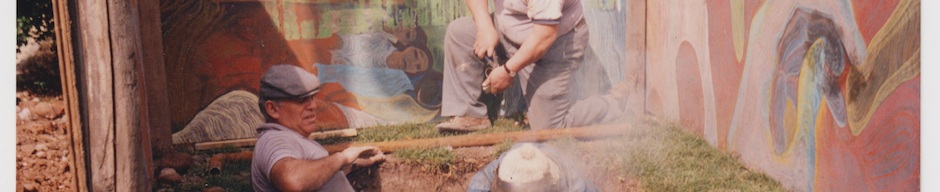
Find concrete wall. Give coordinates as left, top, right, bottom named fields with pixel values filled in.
left=645, top=0, right=920, bottom=191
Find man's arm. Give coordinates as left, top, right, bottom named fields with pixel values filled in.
left=268, top=146, right=381, bottom=191
left=484, top=23, right=558, bottom=93
left=269, top=154, right=350, bottom=191
left=466, top=0, right=500, bottom=59
left=504, top=23, right=558, bottom=73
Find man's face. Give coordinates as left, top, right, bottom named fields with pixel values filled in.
left=271, top=95, right=319, bottom=136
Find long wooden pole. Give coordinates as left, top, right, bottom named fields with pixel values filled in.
left=194, top=129, right=359, bottom=150
left=324, top=126, right=629, bottom=154
left=52, top=0, right=86, bottom=190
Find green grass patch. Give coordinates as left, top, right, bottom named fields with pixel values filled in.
left=394, top=147, right=457, bottom=173
left=550, top=121, right=787, bottom=191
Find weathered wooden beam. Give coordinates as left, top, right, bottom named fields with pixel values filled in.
left=194, top=129, right=359, bottom=150
left=73, top=0, right=116, bottom=190
left=138, top=0, right=173, bottom=157
left=52, top=0, right=86, bottom=190
left=323, top=125, right=630, bottom=154
left=72, top=0, right=152, bottom=190
left=108, top=0, right=150, bottom=190
left=625, top=0, right=647, bottom=116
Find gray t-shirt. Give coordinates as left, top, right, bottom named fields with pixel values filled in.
left=251, top=123, right=354, bottom=192
left=495, top=0, right=584, bottom=45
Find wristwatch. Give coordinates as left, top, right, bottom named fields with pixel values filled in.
left=503, top=64, right=516, bottom=77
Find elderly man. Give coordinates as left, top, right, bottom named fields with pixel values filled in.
left=467, top=142, right=599, bottom=192
left=437, top=0, right=629, bottom=132
left=251, top=64, right=385, bottom=191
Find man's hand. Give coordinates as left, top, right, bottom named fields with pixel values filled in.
left=466, top=0, right=499, bottom=59
left=483, top=67, right=512, bottom=94
left=340, top=146, right=385, bottom=167
left=473, top=28, right=500, bottom=59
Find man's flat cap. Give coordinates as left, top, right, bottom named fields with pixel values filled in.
left=259, top=64, right=320, bottom=100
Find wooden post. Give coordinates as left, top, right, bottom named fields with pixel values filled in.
left=71, top=0, right=152, bottom=190
left=109, top=0, right=151, bottom=190
left=73, top=0, right=117, bottom=190
left=52, top=0, right=87, bottom=190
left=625, top=0, right=647, bottom=115
left=138, top=0, right=173, bottom=157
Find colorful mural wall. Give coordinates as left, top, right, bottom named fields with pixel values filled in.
left=645, top=0, right=920, bottom=191
left=160, top=0, right=633, bottom=143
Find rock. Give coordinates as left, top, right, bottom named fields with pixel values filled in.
left=158, top=168, right=183, bottom=185
left=204, top=186, right=226, bottom=192
left=21, top=144, right=36, bottom=155
left=36, top=134, right=56, bottom=143
left=32, top=102, right=57, bottom=119
left=35, top=144, right=47, bottom=152
left=18, top=108, right=32, bottom=121
left=22, top=181, right=38, bottom=191
left=51, top=101, right=65, bottom=117
left=159, top=153, right=193, bottom=174
left=35, top=151, right=45, bottom=158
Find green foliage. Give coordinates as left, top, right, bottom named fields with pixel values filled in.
left=16, top=43, right=61, bottom=96
left=17, top=0, right=56, bottom=51
left=205, top=159, right=253, bottom=191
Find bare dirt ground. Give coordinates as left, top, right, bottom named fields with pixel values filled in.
left=350, top=146, right=640, bottom=192
left=172, top=143, right=641, bottom=191
left=15, top=91, right=74, bottom=192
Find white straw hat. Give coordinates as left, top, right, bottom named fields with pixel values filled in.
left=495, top=143, right=562, bottom=190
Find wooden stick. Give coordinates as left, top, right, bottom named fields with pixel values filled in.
left=323, top=125, right=629, bottom=154
left=194, top=129, right=358, bottom=150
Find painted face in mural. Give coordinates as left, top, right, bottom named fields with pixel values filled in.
left=268, top=95, right=319, bottom=136
left=386, top=46, right=430, bottom=74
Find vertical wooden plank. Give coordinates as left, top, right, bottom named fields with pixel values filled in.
left=625, top=0, right=647, bottom=115
left=52, top=0, right=87, bottom=190
left=108, top=0, right=151, bottom=190
left=73, top=0, right=116, bottom=190
left=138, top=0, right=173, bottom=160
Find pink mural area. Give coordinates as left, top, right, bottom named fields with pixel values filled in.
left=161, top=0, right=456, bottom=144
left=646, top=0, right=919, bottom=190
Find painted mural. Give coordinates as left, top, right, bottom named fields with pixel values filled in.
left=646, top=0, right=919, bottom=191
left=160, top=0, right=631, bottom=144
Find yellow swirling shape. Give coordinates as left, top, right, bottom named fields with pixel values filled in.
left=845, top=0, right=920, bottom=135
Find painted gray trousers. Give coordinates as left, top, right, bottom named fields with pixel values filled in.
left=441, top=16, right=627, bottom=130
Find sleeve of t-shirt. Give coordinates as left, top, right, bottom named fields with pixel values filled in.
left=526, top=0, right=564, bottom=25
left=257, top=132, right=304, bottom=180
left=466, top=155, right=503, bottom=192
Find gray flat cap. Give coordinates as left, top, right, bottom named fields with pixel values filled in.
left=259, top=64, right=320, bottom=100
